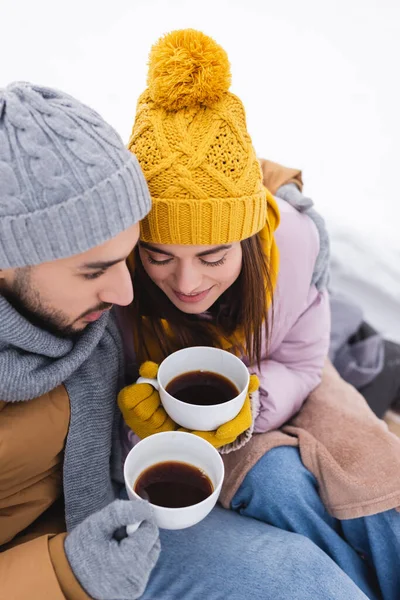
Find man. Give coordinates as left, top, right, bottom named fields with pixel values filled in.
left=0, top=83, right=369, bottom=600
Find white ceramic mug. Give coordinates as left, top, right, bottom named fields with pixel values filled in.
left=124, top=431, right=224, bottom=530
left=137, top=346, right=250, bottom=431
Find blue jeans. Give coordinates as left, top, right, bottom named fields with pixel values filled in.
left=141, top=505, right=369, bottom=599
left=232, top=447, right=400, bottom=600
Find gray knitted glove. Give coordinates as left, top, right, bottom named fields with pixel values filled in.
left=64, top=499, right=160, bottom=600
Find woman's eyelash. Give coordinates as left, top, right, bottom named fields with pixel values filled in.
left=146, top=254, right=227, bottom=267
left=201, top=256, right=227, bottom=267
left=147, top=255, right=173, bottom=265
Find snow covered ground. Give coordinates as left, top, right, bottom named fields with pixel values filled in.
left=330, top=226, right=400, bottom=343
left=2, top=0, right=399, bottom=339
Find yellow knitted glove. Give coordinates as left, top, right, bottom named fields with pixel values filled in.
left=179, top=375, right=260, bottom=449
left=118, top=361, right=176, bottom=439
left=119, top=363, right=259, bottom=448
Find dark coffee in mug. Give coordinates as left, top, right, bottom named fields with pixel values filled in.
left=166, top=370, right=239, bottom=406
left=134, top=461, right=213, bottom=508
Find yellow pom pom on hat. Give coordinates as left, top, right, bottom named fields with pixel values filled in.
left=128, top=28, right=280, bottom=249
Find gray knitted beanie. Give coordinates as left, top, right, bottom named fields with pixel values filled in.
left=0, top=82, right=151, bottom=269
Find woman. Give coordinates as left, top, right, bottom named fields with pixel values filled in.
left=118, top=29, right=400, bottom=600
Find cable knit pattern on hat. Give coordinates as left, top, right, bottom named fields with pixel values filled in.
left=0, top=82, right=151, bottom=268
left=128, top=30, right=270, bottom=245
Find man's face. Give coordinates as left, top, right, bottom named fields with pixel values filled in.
left=0, top=223, right=140, bottom=337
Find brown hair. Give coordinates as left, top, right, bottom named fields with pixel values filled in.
left=131, top=233, right=274, bottom=366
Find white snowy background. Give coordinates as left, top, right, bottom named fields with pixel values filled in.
left=2, top=0, right=400, bottom=340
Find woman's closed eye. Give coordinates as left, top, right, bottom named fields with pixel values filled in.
left=200, top=255, right=227, bottom=267
left=146, top=254, right=173, bottom=266
left=146, top=252, right=228, bottom=267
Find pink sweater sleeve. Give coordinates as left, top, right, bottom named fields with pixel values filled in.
left=253, top=287, right=330, bottom=432
left=249, top=197, right=331, bottom=433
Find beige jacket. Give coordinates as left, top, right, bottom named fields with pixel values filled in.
left=0, top=388, right=90, bottom=600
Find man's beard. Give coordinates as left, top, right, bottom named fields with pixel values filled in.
left=0, top=268, right=111, bottom=338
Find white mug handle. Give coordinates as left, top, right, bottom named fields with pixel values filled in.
left=137, top=376, right=160, bottom=391
left=126, top=522, right=142, bottom=535
left=114, top=521, right=142, bottom=541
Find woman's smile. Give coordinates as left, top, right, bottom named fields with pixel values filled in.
left=172, top=287, right=214, bottom=304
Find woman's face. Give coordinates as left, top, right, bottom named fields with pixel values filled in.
left=139, top=241, right=243, bottom=314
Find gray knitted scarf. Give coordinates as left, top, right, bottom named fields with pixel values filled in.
left=0, top=296, right=124, bottom=530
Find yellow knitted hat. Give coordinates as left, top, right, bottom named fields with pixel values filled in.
left=129, top=29, right=278, bottom=245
